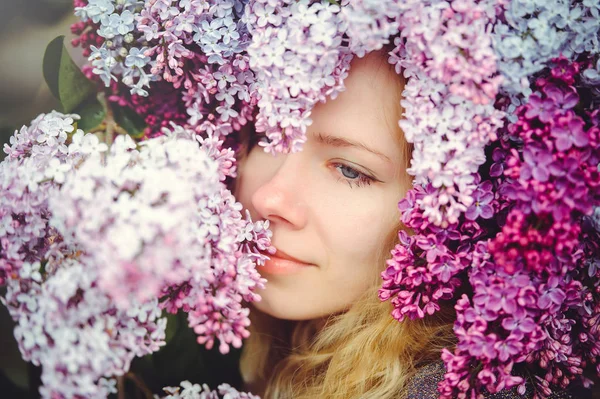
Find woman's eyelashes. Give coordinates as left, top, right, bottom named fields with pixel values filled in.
left=332, top=163, right=376, bottom=188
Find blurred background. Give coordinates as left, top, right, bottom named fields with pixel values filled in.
left=0, top=0, right=76, bottom=161
left=0, top=1, right=243, bottom=397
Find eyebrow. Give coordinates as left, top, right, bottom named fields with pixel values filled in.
left=314, top=132, right=392, bottom=162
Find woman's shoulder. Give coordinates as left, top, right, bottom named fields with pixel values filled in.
left=406, top=361, right=573, bottom=399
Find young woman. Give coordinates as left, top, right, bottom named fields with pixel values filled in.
left=234, top=49, right=572, bottom=399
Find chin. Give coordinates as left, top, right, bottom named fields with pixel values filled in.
left=251, top=293, right=326, bottom=321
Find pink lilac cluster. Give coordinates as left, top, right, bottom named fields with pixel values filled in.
left=382, top=58, right=600, bottom=398
left=158, top=380, right=260, bottom=399
left=392, top=0, right=504, bottom=105
left=158, top=191, right=273, bottom=354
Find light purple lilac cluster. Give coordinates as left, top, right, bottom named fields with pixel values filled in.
left=75, top=0, right=257, bottom=139
left=493, top=0, right=600, bottom=98
left=244, top=0, right=352, bottom=153
left=0, top=112, right=272, bottom=397
left=381, top=58, right=600, bottom=398
left=159, top=380, right=260, bottom=399
left=0, top=112, right=166, bottom=398
left=1, top=112, right=105, bottom=286
left=3, top=260, right=165, bottom=398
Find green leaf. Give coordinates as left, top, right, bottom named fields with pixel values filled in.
left=113, top=105, right=147, bottom=138
left=43, top=35, right=96, bottom=113
left=73, top=95, right=106, bottom=132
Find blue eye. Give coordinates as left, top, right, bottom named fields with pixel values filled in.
left=333, top=163, right=375, bottom=188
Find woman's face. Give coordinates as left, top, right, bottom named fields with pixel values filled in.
left=236, top=51, right=410, bottom=321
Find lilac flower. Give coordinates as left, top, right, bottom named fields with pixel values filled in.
left=416, top=233, right=448, bottom=263
left=494, top=335, right=524, bottom=362
left=520, top=144, right=554, bottom=183
left=538, top=277, right=567, bottom=310
left=74, top=0, right=115, bottom=24
left=543, top=84, right=579, bottom=112
left=551, top=112, right=589, bottom=151
left=158, top=381, right=260, bottom=399
left=525, top=93, right=558, bottom=123
left=501, top=314, right=537, bottom=336
left=465, top=181, right=495, bottom=220
left=429, top=254, right=463, bottom=283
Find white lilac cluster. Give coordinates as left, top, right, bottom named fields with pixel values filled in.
left=244, top=0, right=352, bottom=153
left=49, top=123, right=271, bottom=353
left=48, top=128, right=223, bottom=307
left=0, top=111, right=107, bottom=285
left=3, top=259, right=165, bottom=399
left=1, top=111, right=166, bottom=398
left=493, top=0, right=600, bottom=98
left=157, top=381, right=260, bottom=399
left=1, top=112, right=272, bottom=397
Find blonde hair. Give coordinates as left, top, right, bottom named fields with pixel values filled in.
left=238, top=49, right=456, bottom=399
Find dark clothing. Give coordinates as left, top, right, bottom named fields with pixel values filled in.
left=407, top=362, right=573, bottom=399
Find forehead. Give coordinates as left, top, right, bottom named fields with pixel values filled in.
left=309, top=50, right=405, bottom=158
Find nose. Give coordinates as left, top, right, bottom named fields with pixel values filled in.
left=250, top=153, right=308, bottom=230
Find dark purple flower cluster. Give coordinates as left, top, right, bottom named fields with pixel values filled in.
left=379, top=179, right=495, bottom=321
left=381, top=57, right=600, bottom=398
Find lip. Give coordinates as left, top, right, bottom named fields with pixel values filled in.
left=259, top=248, right=314, bottom=275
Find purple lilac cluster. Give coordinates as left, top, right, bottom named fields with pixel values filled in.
left=159, top=381, right=260, bottom=399
left=388, top=0, right=505, bottom=227
left=379, top=178, right=494, bottom=321
left=382, top=58, right=600, bottom=398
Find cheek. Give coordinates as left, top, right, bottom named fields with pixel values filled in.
left=316, top=191, right=398, bottom=267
